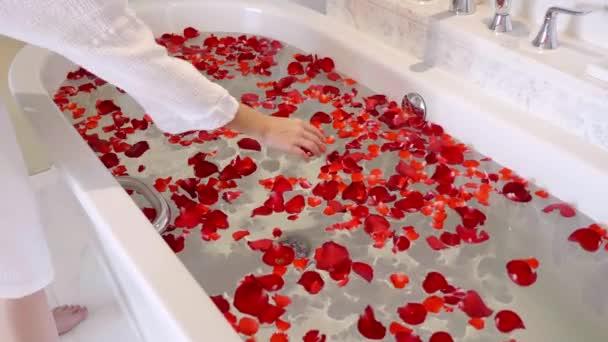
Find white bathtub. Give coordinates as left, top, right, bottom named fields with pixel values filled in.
left=8, top=0, right=608, bottom=340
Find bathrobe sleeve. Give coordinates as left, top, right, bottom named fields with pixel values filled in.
left=0, top=0, right=240, bottom=134
left=0, top=0, right=240, bottom=298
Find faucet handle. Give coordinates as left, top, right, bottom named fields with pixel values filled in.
left=532, top=7, right=592, bottom=49
left=490, top=0, right=513, bottom=32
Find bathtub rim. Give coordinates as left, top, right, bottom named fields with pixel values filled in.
left=7, top=0, right=608, bottom=339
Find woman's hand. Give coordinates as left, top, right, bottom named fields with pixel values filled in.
left=261, top=116, right=326, bottom=159
left=225, top=104, right=326, bottom=160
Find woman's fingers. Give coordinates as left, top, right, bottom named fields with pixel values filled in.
left=296, top=137, right=322, bottom=156
left=288, top=145, right=309, bottom=160
left=301, top=131, right=325, bottom=153
left=304, top=123, right=325, bottom=142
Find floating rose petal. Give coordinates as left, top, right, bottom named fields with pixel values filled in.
left=395, top=191, right=424, bottom=212
left=459, top=290, right=493, bottom=318
left=342, top=181, right=368, bottom=204
left=303, top=330, right=327, bottom=342
left=232, top=230, right=250, bottom=241
left=439, top=232, right=461, bottom=247
left=298, top=271, right=325, bottom=294
left=314, top=241, right=352, bottom=281
left=426, top=236, right=447, bottom=251
left=456, top=225, right=489, bottom=244
left=397, top=303, right=427, bottom=325
left=422, top=272, right=449, bottom=294
left=395, top=332, right=422, bottom=342
left=183, top=27, right=200, bottom=39
left=312, top=180, right=340, bottom=201
left=272, top=176, right=294, bottom=193
left=568, top=227, right=602, bottom=252
left=495, top=310, right=525, bottom=333
left=543, top=203, right=576, bottom=218
left=502, top=182, right=532, bottom=202
left=288, top=61, right=304, bottom=75
left=392, top=235, right=411, bottom=253
left=237, top=317, right=259, bottom=336
left=440, top=145, right=464, bottom=165
left=256, top=274, right=285, bottom=291
left=310, top=111, right=332, bottom=125
left=210, top=295, right=230, bottom=313
left=237, top=137, right=262, bottom=151
left=233, top=276, right=269, bottom=317
left=285, top=194, right=305, bottom=214
left=506, top=259, right=538, bottom=286
left=454, top=206, right=487, bottom=229
left=390, top=273, right=409, bottom=289
left=100, top=153, right=119, bottom=168
left=263, top=243, right=295, bottom=266
left=364, top=215, right=393, bottom=248
left=357, top=306, right=386, bottom=340
left=429, top=332, right=454, bottom=342
left=241, top=93, right=259, bottom=106
left=162, top=234, right=185, bottom=253
left=197, top=184, right=219, bottom=205
left=352, top=262, right=374, bottom=282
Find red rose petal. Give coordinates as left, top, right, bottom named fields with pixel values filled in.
left=256, top=274, right=285, bottom=291
left=237, top=317, right=259, bottom=336
left=248, top=239, right=273, bottom=251
left=285, top=194, right=305, bottom=214
left=395, top=332, right=422, bottom=342
left=100, top=153, right=119, bottom=168
left=454, top=206, right=487, bottom=229
left=369, top=186, right=396, bottom=203
left=241, top=93, right=260, bottom=106
left=303, top=330, right=327, bottom=342
left=506, top=259, right=538, bottom=286
left=298, top=271, right=325, bottom=294
left=162, top=234, right=185, bottom=253
left=440, top=145, right=464, bottom=165
left=397, top=303, right=427, bottom=325
left=237, top=137, right=262, bottom=151
left=495, top=310, right=525, bottom=333
left=422, top=272, right=449, bottom=294
left=197, top=184, right=219, bottom=205
left=183, top=27, right=200, bottom=39
left=314, top=241, right=352, bottom=281
left=272, top=176, right=294, bottom=193
left=262, top=243, right=295, bottom=266
left=426, top=236, right=447, bottom=251
left=502, top=182, right=532, bottom=203
left=312, top=180, right=340, bottom=201
left=342, top=181, right=368, bottom=204
left=459, top=290, right=493, bottom=318
left=543, top=203, right=576, bottom=218
left=232, top=230, right=250, bottom=241
left=429, top=332, right=454, bottom=342
left=392, top=235, right=411, bottom=253
left=318, top=57, right=335, bottom=72
left=352, top=262, right=374, bottom=282
left=390, top=273, right=409, bottom=289
left=288, top=61, right=304, bottom=75
left=211, top=295, right=230, bottom=313
left=568, top=227, right=602, bottom=252
left=233, top=276, right=269, bottom=317
left=357, top=306, right=386, bottom=340
left=395, top=191, right=424, bottom=212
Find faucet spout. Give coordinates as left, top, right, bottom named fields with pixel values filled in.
left=450, top=0, right=476, bottom=15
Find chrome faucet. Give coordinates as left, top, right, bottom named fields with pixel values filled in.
left=489, top=0, right=513, bottom=32
left=450, top=0, right=476, bottom=15
left=532, top=7, right=592, bottom=49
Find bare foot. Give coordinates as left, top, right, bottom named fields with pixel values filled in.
left=52, top=305, right=88, bottom=335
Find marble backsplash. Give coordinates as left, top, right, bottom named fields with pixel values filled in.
left=327, top=0, right=608, bottom=152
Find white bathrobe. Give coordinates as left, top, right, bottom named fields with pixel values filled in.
left=0, top=0, right=239, bottom=298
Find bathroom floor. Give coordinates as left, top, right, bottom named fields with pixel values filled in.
left=53, top=29, right=608, bottom=341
